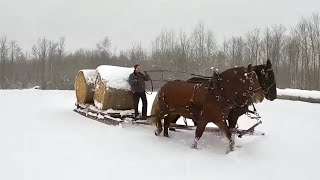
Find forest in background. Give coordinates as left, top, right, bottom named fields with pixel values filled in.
left=1, top=13, right=320, bottom=90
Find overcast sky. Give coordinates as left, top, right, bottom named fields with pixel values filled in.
left=0, top=0, right=319, bottom=52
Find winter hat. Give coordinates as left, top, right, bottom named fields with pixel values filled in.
left=134, top=64, right=140, bottom=69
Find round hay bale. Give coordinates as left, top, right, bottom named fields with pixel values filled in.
left=94, top=65, right=135, bottom=110
left=75, top=69, right=96, bottom=104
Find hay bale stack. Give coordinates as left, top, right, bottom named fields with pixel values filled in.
left=94, top=65, right=134, bottom=110
left=75, top=69, right=97, bottom=104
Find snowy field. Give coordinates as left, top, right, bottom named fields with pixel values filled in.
left=277, top=88, right=320, bottom=99
left=1, top=89, right=319, bottom=180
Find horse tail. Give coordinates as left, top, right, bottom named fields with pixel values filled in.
left=148, top=91, right=161, bottom=126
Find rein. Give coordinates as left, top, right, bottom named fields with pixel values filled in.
left=145, top=77, right=154, bottom=95
left=262, top=81, right=276, bottom=94
left=260, top=67, right=275, bottom=94
left=144, top=70, right=211, bottom=95
left=145, top=69, right=210, bottom=78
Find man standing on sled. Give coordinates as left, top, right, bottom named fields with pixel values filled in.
left=128, top=64, right=150, bottom=120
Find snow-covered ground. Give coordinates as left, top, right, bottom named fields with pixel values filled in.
left=277, top=88, right=320, bottom=99
left=1, top=89, right=319, bottom=180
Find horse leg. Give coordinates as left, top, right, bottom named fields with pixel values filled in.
left=154, top=114, right=163, bottom=136
left=217, top=119, right=235, bottom=153
left=228, top=109, right=238, bottom=130
left=227, top=109, right=239, bottom=150
left=191, top=120, right=207, bottom=149
left=163, top=114, right=174, bottom=137
left=228, top=107, right=246, bottom=129
left=193, top=121, right=198, bottom=126
left=226, top=107, right=248, bottom=152
left=170, top=114, right=196, bottom=127
left=227, top=129, right=236, bottom=154
left=151, top=94, right=164, bottom=136
left=170, top=114, right=180, bottom=124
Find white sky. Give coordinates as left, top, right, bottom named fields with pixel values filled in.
left=0, top=0, right=319, bottom=53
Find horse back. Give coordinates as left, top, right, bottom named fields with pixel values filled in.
left=158, top=80, right=207, bottom=108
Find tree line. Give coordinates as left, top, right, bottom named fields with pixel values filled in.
left=1, top=13, right=320, bottom=90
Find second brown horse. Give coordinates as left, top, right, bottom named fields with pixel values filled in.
left=149, top=64, right=264, bottom=153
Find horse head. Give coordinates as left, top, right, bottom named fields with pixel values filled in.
left=218, top=64, right=264, bottom=107
left=253, top=59, right=277, bottom=101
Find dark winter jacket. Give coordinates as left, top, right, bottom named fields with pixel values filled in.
left=128, top=71, right=150, bottom=93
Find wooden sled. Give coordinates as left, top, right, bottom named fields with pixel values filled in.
left=74, top=102, right=265, bottom=137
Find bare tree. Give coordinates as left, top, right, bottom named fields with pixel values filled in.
left=190, top=23, right=205, bottom=73
left=48, top=41, right=58, bottom=87
left=284, top=30, right=300, bottom=88
left=189, top=23, right=217, bottom=76
left=0, top=36, right=8, bottom=88
left=2, top=13, right=320, bottom=91
left=262, top=27, right=272, bottom=60
left=245, top=28, right=260, bottom=65
left=230, top=36, right=245, bottom=66
left=151, top=29, right=177, bottom=71
left=96, top=36, right=111, bottom=59
left=309, top=14, right=320, bottom=89
left=8, top=41, right=21, bottom=87
left=178, top=30, right=190, bottom=73
left=33, top=38, right=49, bottom=89
left=271, top=25, right=287, bottom=75
left=297, top=19, right=310, bottom=89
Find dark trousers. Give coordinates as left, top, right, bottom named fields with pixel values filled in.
left=132, top=92, right=147, bottom=117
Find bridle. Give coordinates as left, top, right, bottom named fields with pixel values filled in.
left=202, top=68, right=263, bottom=108
left=245, top=70, right=262, bottom=99
left=260, top=67, right=276, bottom=94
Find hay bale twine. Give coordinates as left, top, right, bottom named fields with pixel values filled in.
left=94, top=65, right=134, bottom=110
left=75, top=69, right=96, bottom=104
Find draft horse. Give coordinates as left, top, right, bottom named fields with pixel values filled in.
left=172, top=59, right=277, bottom=130
left=149, top=64, right=264, bottom=153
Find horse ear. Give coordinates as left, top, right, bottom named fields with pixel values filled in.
left=247, top=64, right=252, bottom=71
left=267, top=59, right=272, bottom=68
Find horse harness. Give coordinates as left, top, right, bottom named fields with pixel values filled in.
left=149, top=68, right=264, bottom=132
left=260, top=67, right=276, bottom=94
left=179, top=68, right=262, bottom=122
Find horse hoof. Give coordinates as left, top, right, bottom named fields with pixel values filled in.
left=191, top=145, right=198, bottom=149
left=226, top=146, right=234, bottom=154
left=163, top=134, right=169, bottom=138
left=154, top=130, right=161, bottom=136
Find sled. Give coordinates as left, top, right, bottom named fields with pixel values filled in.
left=74, top=102, right=265, bottom=137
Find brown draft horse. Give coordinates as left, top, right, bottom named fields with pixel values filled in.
left=172, top=59, right=277, bottom=130
left=149, top=64, right=265, bottom=153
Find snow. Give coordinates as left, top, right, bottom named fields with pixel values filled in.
left=96, top=65, right=133, bottom=91
left=277, top=88, right=320, bottom=99
left=93, top=99, right=104, bottom=110
left=80, top=69, right=96, bottom=84
left=77, top=102, right=134, bottom=116
left=106, top=109, right=134, bottom=116
left=1, top=89, right=320, bottom=180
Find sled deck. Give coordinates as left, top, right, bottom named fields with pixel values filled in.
left=74, top=102, right=265, bottom=137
